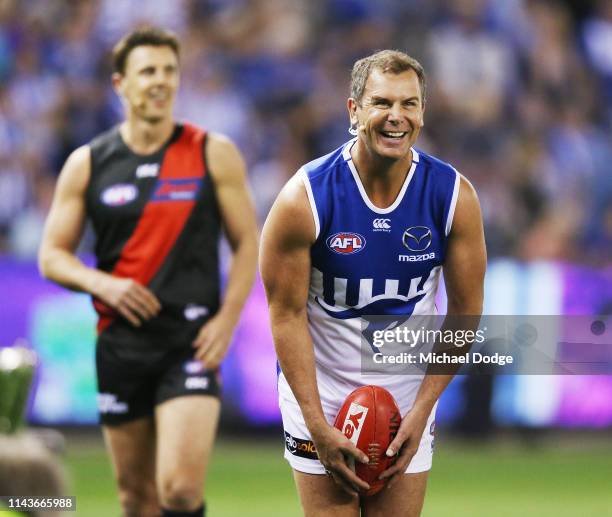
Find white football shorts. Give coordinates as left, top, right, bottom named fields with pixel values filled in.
left=279, top=378, right=437, bottom=475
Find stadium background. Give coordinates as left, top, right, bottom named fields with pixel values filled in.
left=0, top=0, right=610, bottom=515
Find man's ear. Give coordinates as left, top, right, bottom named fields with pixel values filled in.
left=112, top=72, right=125, bottom=98
left=347, top=97, right=358, bottom=126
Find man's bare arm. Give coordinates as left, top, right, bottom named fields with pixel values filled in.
left=260, top=174, right=369, bottom=494
left=39, top=146, right=95, bottom=290
left=38, top=146, right=160, bottom=326
left=382, top=175, right=486, bottom=484
left=192, top=134, right=258, bottom=368
left=260, top=176, right=324, bottom=429
left=410, top=175, right=486, bottom=411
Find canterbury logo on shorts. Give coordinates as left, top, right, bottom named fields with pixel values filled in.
left=284, top=431, right=318, bottom=460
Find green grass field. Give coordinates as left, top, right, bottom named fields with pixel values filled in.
left=62, top=434, right=612, bottom=517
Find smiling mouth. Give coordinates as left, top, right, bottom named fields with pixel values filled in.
left=380, top=130, right=407, bottom=139
left=148, top=89, right=170, bottom=102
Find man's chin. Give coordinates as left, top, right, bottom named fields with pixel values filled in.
left=134, top=106, right=172, bottom=125
left=139, top=113, right=167, bottom=125
left=375, top=145, right=410, bottom=161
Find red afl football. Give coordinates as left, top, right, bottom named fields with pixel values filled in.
left=334, top=385, right=401, bottom=496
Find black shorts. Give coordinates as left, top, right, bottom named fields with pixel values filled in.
left=95, top=341, right=221, bottom=426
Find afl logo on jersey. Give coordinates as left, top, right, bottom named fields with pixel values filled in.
left=327, top=232, right=366, bottom=254
left=101, top=184, right=138, bottom=206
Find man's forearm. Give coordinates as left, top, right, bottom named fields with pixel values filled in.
left=413, top=312, right=482, bottom=413
left=412, top=374, right=452, bottom=414
left=272, top=313, right=328, bottom=431
left=218, top=237, right=257, bottom=321
left=39, top=248, right=107, bottom=297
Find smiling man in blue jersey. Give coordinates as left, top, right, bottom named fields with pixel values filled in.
left=261, top=50, right=486, bottom=516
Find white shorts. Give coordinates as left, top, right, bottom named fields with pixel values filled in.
left=279, top=388, right=437, bottom=475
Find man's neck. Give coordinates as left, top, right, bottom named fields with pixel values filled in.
left=120, top=116, right=175, bottom=155
left=350, top=139, right=413, bottom=209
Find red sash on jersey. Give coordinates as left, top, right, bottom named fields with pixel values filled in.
left=93, top=124, right=206, bottom=334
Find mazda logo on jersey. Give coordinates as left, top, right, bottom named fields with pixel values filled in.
left=327, top=232, right=366, bottom=254
left=402, top=226, right=432, bottom=252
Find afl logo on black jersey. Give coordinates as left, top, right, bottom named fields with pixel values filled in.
left=101, top=184, right=138, bottom=206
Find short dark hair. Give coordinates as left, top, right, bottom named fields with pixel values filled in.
left=350, top=50, right=426, bottom=105
left=112, top=26, right=180, bottom=75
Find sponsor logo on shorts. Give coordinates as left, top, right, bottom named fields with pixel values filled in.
left=327, top=232, right=366, bottom=254
left=97, top=393, right=128, bottom=414
left=184, top=304, right=209, bottom=321
left=185, top=376, right=209, bottom=390
left=341, top=402, right=368, bottom=445
left=101, top=184, right=138, bottom=206
left=430, top=420, right=436, bottom=435
left=184, top=360, right=205, bottom=375
left=284, top=431, right=318, bottom=460
left=135, top=163, right=160, bottom=178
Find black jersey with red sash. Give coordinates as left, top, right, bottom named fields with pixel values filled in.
left=86, top=123, right=221, bottom=353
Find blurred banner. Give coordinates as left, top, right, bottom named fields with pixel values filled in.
left=0, top=256, right=610, bottom=429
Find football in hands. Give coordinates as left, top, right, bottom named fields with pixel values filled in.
left=334, top=385, right=401, bottom=496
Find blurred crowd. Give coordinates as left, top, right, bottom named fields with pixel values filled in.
left=1, top=0, right=610, bottom=264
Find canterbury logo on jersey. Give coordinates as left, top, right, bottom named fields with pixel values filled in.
left=372, top=218, right=391, bottom=231
left=310, top=267, right=430, bottom=319
left=152, top=178, right=202, bottom=201
left=135, top=163, right=160, bottom=178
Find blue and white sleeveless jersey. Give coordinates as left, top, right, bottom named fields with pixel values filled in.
left=278, top=138, right=460, bottom=408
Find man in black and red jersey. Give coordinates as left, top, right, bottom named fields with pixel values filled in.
left=38, top=27, right=258, bottom=517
